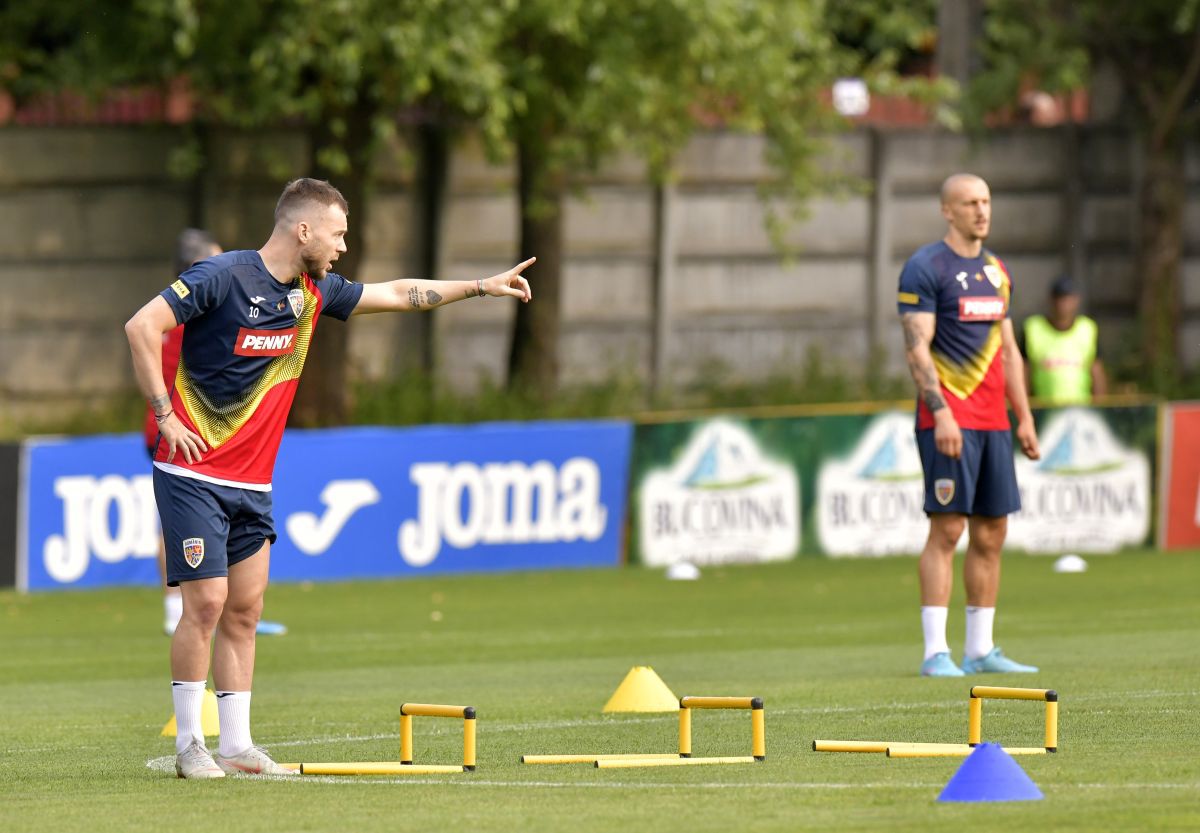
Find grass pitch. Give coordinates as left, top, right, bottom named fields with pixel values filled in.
left=2, top=550, right=1197, bottom=832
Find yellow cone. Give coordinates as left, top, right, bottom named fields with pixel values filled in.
left=161, top=688, right=221, bottom=737
left=602, top=666, right=679, bottom=713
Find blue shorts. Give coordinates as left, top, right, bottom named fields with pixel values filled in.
left=915, top=428, right=1021, bottom=517
left=153, top=467, right=277, bottom=586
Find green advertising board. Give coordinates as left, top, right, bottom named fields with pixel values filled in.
left=629, top=403, right=1157, bottom=564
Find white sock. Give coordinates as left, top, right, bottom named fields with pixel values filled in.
left=921, top=606, right=951, bottom=660
left=964, top=606, right=996, bottom=660
left=171, top=680, right=206, bottom=754
left=216, top=691, right=253, bottom=757
left=164, top=593, right=183, bottom=633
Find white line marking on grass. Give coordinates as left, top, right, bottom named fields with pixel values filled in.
left=145, top=757, right=1199, bottom=791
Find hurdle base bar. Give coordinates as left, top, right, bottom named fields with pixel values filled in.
left=813, top=740, right=1049, bottom=757
left=521, top=753, right=680, bottom=765
left=812, top=740, right=890, bottom=753
left=595, top=755, right=759, bottom=769
left=886, top=744, right=1048, bottom=758
left=282, top=762, right=469, bottom=775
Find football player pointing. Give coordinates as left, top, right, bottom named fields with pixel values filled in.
left=125, top=178, right=533, bottom=778
left=897, top=173, right=1040, bottom=678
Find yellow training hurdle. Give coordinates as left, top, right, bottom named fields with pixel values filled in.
left=813, top=686, right=1060, bottom=759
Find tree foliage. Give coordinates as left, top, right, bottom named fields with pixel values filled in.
left=2, top=0, right=944, bottom=409
left=163, top=0, right=519, bottom=423
left=966, top=0, right=1200, bottom=388
left=493, top=0, right=943, bottom=390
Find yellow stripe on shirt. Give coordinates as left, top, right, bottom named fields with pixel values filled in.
left=931, top=322, right=1003, bottom=399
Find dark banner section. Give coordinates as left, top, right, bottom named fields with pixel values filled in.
left=0, top=443, right=19, bottom=588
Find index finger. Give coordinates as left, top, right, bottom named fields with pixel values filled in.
left=509, top=257, right=536, bottom=275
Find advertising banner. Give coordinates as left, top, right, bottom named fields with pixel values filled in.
left=20, top=421, right=632, bottom=591
left=1160, top=402, right=1200, bottom=550
left=634, top=419, right=801, bottom=567
left=630, top=404, right=1156, bottom=563
left=1007, top=406, right=1154, bottom=553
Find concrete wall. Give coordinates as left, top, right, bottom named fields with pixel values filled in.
left=0, top=124, right=1196, bottom=426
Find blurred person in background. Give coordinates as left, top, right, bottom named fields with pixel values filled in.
left=126, top=178, right=533, bottom=779
left=147, top=230, right=289, bottom=638
left=1021, top=275, right=1107, bottom=404
left=897, top=173, right=1041, bottom=678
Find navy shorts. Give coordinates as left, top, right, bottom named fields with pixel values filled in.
left=153, top=467, right=277, bottom=586
left=915, top=428, right=1021, bottom=517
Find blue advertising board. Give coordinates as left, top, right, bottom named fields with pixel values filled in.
left=20, top=421, right=633, bottom=591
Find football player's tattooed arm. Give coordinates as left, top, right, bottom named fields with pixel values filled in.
left=353, top=258, right=535, bottom=314
left=901, top=311, right=962, bottom=459
left=124, top=296, right=207, bottom=464
left=901, top=312, right=946, bottom=413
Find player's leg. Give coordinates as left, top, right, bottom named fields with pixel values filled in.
left=960, top=429, right=1037, bottom=673
left=212, top=493, right=290, bottom=775
left=919, top=513, right=967, bottom=607
left=156, top=468, right=233, bottom=778
left=917, top=513, right=966, bottom=675
left=963, top=513, right=1005, bottom=658
left=211, top=541, right=267, bottom=693
left=915, top=428, right=973, bottom=676
left=964, top=514, right=1005, bottom=606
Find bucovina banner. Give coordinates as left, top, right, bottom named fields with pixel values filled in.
left=629, top=404, right=1156, bottom=564
left=20, top=421, right=631, bottom=591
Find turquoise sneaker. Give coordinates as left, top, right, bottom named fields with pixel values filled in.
left=961, top=647, right=1038, bottom=674
left=921, top=652, right=965, bottom=677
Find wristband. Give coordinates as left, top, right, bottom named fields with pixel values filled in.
left=477, top=278, right=485, bottom=298
left=154, top=409, right=174, bottom=424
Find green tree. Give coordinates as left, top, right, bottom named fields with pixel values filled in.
left=170, top=0, right=514, bottom=424
left=2, top=0, right=515, bottom=425
left=2, top=0, right=940, bottom=415
left=493, top=0, right=940, bottom=393
left=0, top=1, right=174, bottom=96
left=968, top=0, right=1200, bottom=391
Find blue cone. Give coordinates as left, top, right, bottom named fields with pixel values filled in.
left=937, top=743, right=1044, bottom=803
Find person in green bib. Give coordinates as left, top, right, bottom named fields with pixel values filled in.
left=1022, top=275, right=1108, bottom=404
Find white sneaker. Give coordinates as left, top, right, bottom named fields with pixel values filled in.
left=215, top=745, right=294, bottom=776
left=175, top=740, right=225, bottom=779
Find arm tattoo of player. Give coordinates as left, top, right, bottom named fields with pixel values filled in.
left=426, top=290, right=442, bottom=305
left=150, top=393, right=171, bottom=415
left=408, top=287, right=425, bottom=309
left=901, top=312, right=946, bottom=412
left=465, top=284, right=479, bottom=298
left=900, top=314, right=922, bottom=350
